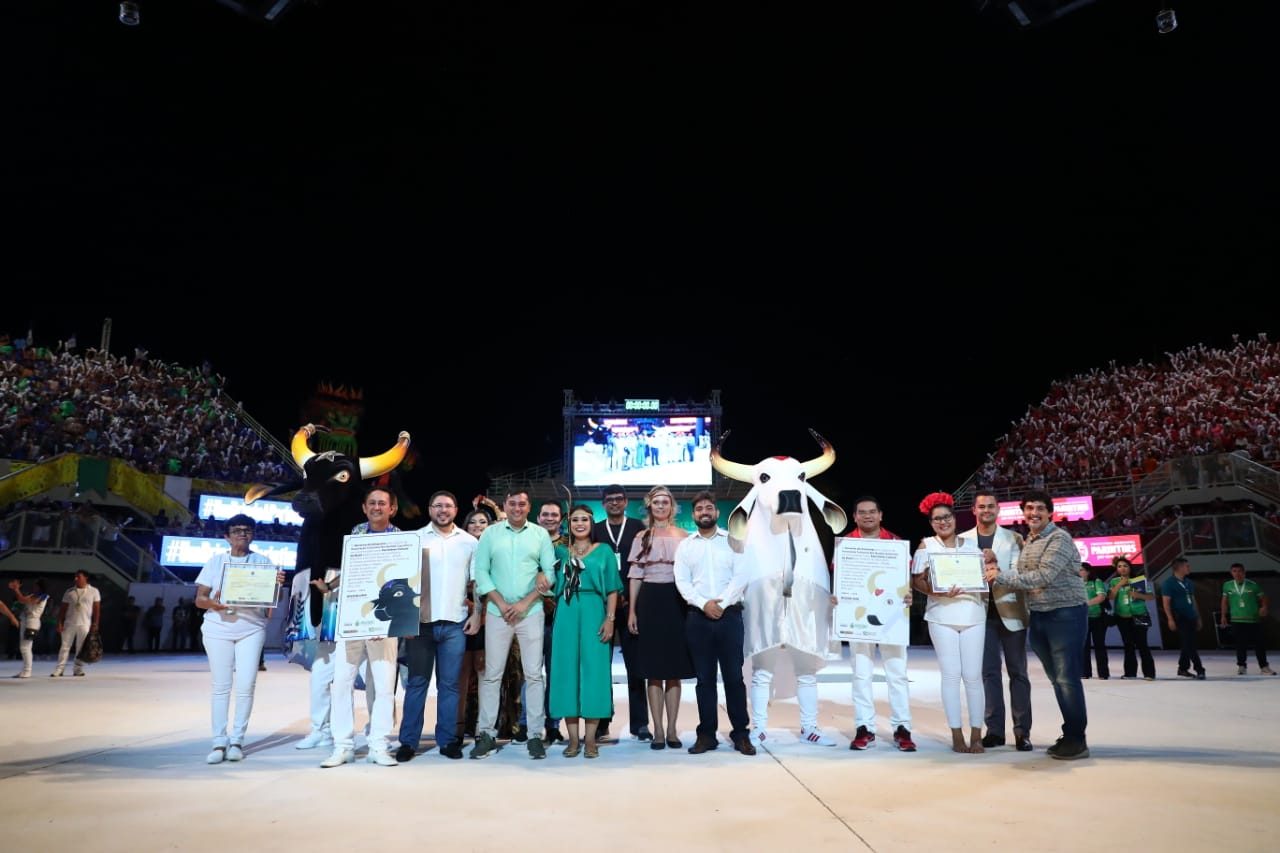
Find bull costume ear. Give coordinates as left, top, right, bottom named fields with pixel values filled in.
left=804, top=483, right=847, bottom=534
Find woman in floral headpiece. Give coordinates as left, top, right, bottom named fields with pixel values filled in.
left=910, top=492, right=989, bottom=753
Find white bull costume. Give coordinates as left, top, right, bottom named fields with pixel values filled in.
left=712, top=430, right=847, bottom=743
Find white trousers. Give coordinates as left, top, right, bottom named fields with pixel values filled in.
left=18, top=629, right=35, bottom=675
left=55, top=623, right=91, bottom=675
left=850, top=642, right=912, bottom=734
left=928, top=621, right=986, bottom=729
left=750, top=647, right=820, bottom=731
left=331, top=637, right=398, bottom=753
left=204, top=628, right=267, bottom=748
left=479, top=612, right=545, bottom=738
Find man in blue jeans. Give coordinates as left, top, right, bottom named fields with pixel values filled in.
left=983, top=490, right=1090, bottom=760
left=396, top=491, right=480, bottom=761
left=1161, top=556, right=1206, bottom=679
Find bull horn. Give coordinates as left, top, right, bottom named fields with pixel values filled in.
left=360, top=431, right=411, bottom=480
left=800, top=428, right=836, bottom=479
left=291, top=424, right=319, bottom=470
left=709, top=431, right=755, bottom=484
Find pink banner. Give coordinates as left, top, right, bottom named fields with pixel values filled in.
left=1075, top=534, right=1143, bottom=566
left=998, top=495, right=1095, bottom=524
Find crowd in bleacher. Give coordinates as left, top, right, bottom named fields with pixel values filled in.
left=975, top=333, right=1280, bottom=491
left=0, top=333, right=291, bottom=483
left=5, top=330, right=1280, bottom=544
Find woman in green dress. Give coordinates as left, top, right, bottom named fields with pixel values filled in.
left=550, top=504, right=622, bottom=758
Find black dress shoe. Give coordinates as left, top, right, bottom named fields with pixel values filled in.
left=635, top=726, right=653, bottom=742
left=732, top=738, right=757, bottom=756
left=514, top=724, right=529, bottom=742
left=981, top=733, right=1006, bottom=749
left=649, top=740, right=666, bottom=750
left=1015, top=735, right=1033, bottom=752
left=595, top=725, right=611, bottom=742
left=546, top=727, right=565, bottom=744
left=666, top=738, right=682, bottom=749
left=687, top=736, right=719, bottom=754
left=394, top=744, right=416, bottom=762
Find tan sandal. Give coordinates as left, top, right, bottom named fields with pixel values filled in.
left=562, top=743, right=581, bottom=758
left=584, top=744, right=599, bottom=759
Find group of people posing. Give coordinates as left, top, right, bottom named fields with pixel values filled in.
left=182, top=482, right=1265, bottom=768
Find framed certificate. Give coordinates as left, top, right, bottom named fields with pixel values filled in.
left=831, top=537, right=911, bottom=645
left=929, top=552, right=986, bottom=593
left=218, top=560, right=281, bottom=608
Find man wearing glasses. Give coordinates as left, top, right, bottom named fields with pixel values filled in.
left=983, top=490, right=1090, bottom=760
left=396, top=491, right=480, bottom=762
left=839, top=496, right=916, bottom=752
left=591, top=485, right=650, bottom=741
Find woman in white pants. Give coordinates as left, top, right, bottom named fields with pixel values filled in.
left=911, top=492, right=988, bottom=753
left=195, top=515, right=283, bottom=764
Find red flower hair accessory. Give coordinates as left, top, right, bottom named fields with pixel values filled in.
left=918, top=492, right=955, bottom=516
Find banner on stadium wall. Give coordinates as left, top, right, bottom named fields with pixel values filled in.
left=1075, top=534, right=1143, bottom=567
left=160, top=535, right=297, bottom=569
left=998, top=495, right=1094, bottom=524
left=198, top=494, right=303, bottom=526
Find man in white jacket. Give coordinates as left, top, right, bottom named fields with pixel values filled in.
left=962, top=490, right=1031, bottom=751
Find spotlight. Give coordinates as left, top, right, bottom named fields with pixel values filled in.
left=1156, top=8, right=1177, bottom=33
left=119, top=1, right=140, bottom=26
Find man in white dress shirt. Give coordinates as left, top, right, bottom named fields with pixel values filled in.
left=674, top=492, right=755, bottom=756
left=396, top=491, right=480, bottom=762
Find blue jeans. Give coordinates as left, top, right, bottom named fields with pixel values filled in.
left=399, top=621, right=466, bottom=749
left=1028, top=603, right=1088, bottom=742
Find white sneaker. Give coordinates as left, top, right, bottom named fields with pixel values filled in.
left=206, top=747, right=227, bottom=764
left=799, top=727, right=837, bottom=747
left=367, top=749, right=398, bottom=767
left=226, top=745, right=244, bottom=762
left=295, top=731, right=333, bottom=750
left=320, top=749, right=355, bottom=768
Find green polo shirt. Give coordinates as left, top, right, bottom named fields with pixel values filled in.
left=1223, top=578, right=1264, bottom=623
left=473, top=520, right=557, bottom=619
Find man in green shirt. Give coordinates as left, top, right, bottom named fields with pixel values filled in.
left=470, top=489, right=558, bottom=760
left=1220, top=562, right=1273, bottom=675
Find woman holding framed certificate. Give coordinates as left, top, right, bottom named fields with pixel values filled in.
left=194, top=513, right=283, bottom=764
left=910, top=492, right=989, bottom=753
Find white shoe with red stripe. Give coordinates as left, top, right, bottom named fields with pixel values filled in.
left=800, top=726, right=837, bottom=746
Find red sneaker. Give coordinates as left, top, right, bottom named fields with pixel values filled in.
left=893, top=726, right=917, bottom=752
left=849, top=725, right=875, bottom=750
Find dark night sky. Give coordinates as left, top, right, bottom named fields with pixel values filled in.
left=9, top=1, right=1276, bottom=542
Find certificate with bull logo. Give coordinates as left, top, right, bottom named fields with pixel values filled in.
left=335, top=531, right=423, bottom=640
left=832, top=538, right=911, bottom=645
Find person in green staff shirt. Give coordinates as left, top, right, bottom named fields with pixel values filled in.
left=1108, top=557, right=1155, bottom=680
left=1080, top=563, right=1110, bottom=680
left=1220, top=562, right=1273, bottom=676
